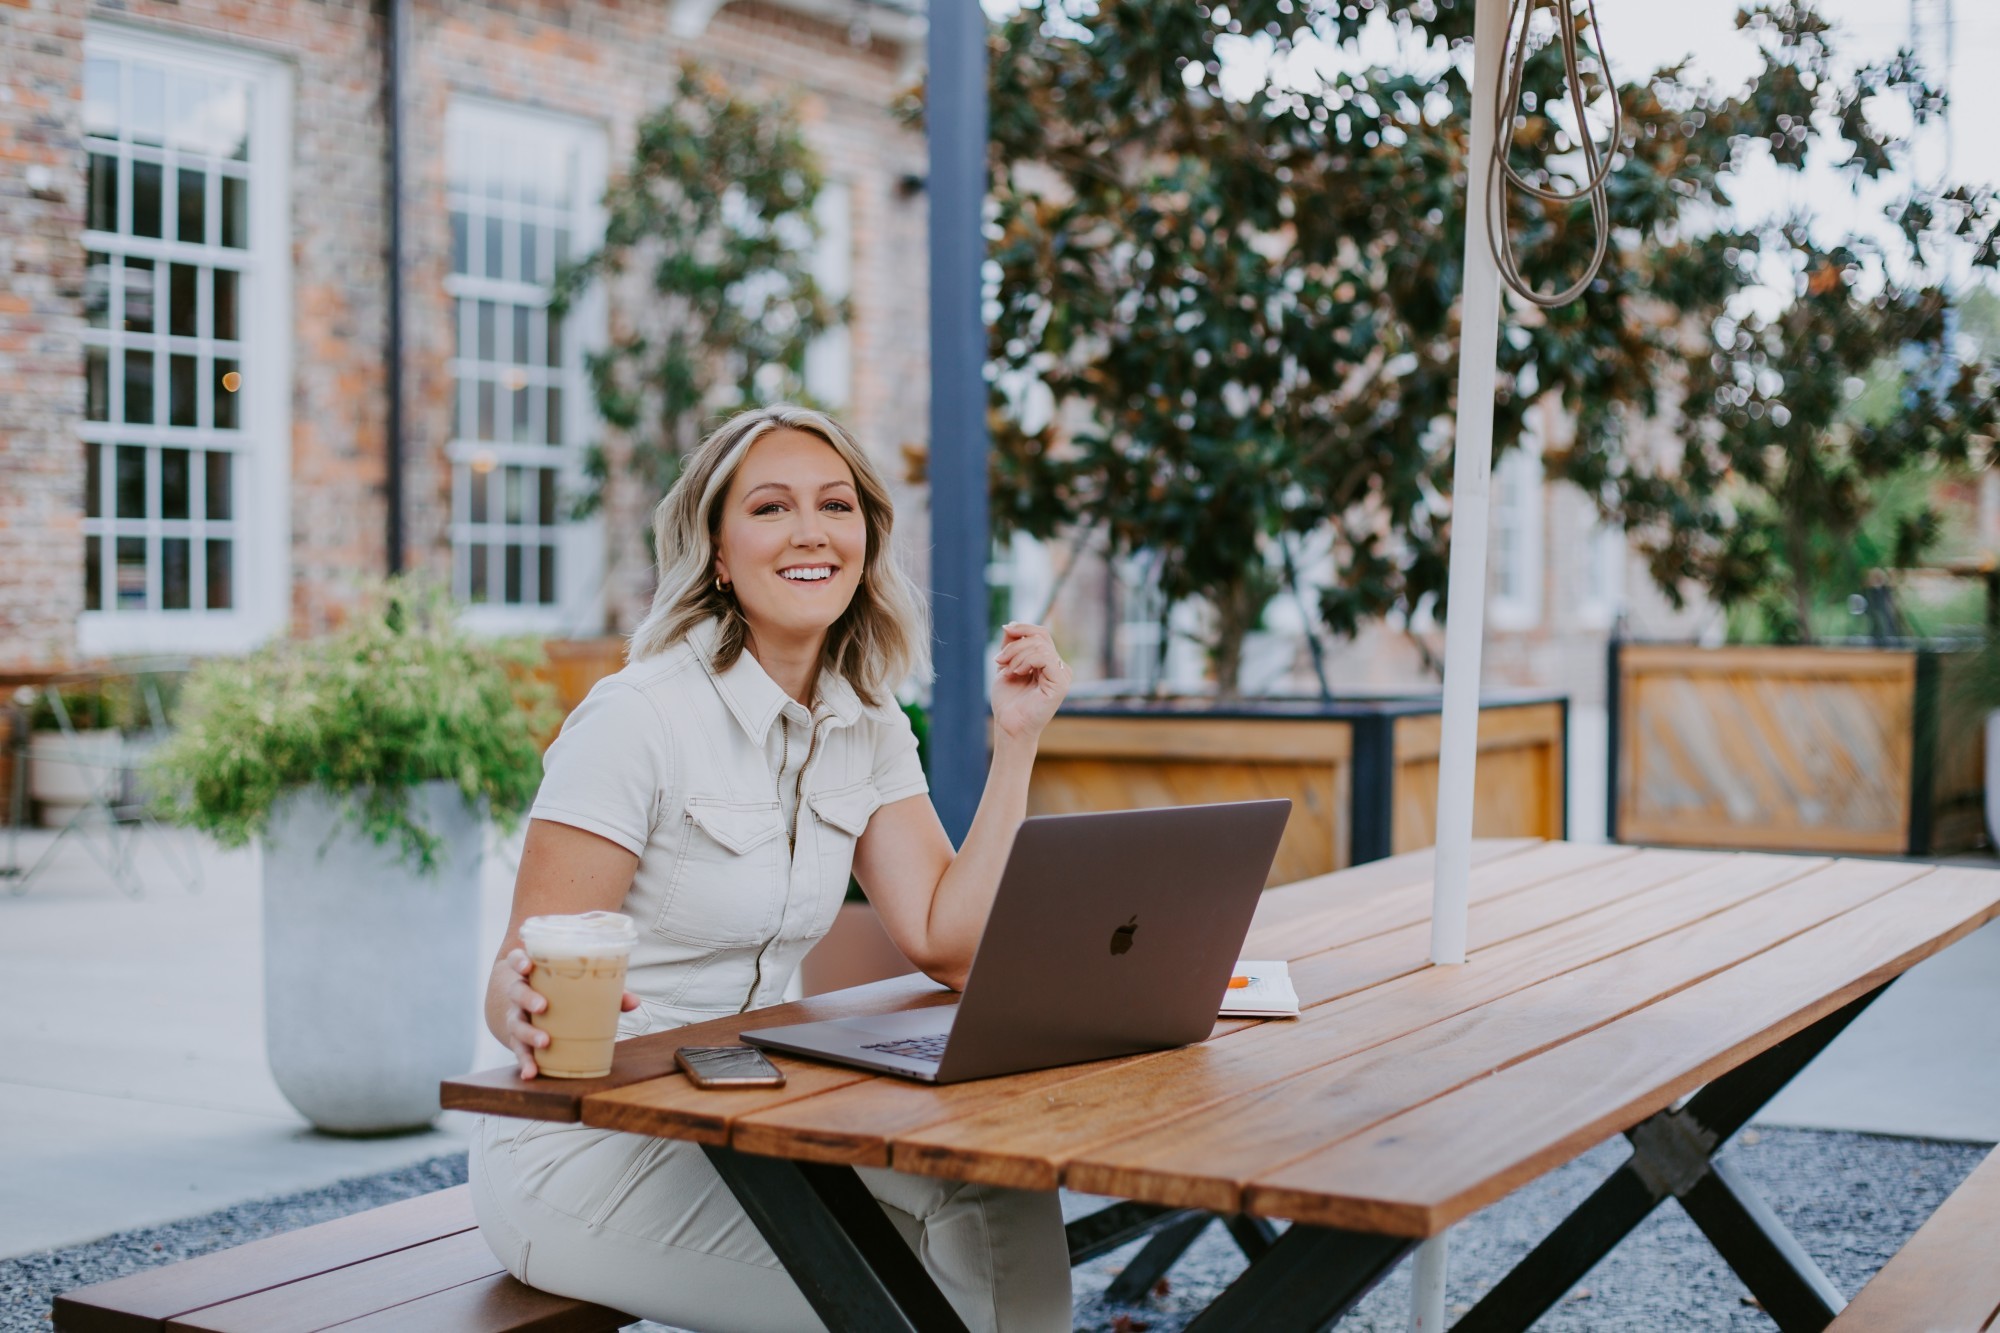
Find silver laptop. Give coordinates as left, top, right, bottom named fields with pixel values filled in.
left=743, top=800, right=1291, bottom=1084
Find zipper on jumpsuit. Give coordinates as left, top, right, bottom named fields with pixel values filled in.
left=741, top=710, right=827, bottom=1014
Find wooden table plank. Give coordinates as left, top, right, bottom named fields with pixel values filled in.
left=1242, top=867, right=2000, bottom=1237
left=1062, top=856, right=1925, bottom=1212
left=1241, top=839, right=1540, bottom=940
left=1831, top=1145, right=2000, bottom=1331
left=442, top=972, right=956, bottom=1122
left=168, top=1231, right=502, bottom=1332
left=52, top=1187, right=475, bottom=1333
left=582, top=841, right=1629, bottom=1149
left=765, top=848, right=1805, bottom=1187
left=587, top=845, right=1698, bottom=1164
left=1242, top=841, right=1633, bottom=960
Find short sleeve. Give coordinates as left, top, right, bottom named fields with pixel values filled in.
left=871, top=704, right=929, bottom=806
left=529, top=679, right=671, bottom=856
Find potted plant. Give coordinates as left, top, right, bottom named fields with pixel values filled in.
left=26, top=679, right=133, bottom=827
left=149, top=580, right=554, bottom=1135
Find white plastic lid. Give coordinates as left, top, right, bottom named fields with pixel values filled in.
left=519, top=911, right=637, bottom=958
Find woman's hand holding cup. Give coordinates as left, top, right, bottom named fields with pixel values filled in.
left=504, top=913, right=641, bottom=1080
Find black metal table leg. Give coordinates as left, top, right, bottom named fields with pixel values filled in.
left=1679, top=1156, right=1844, bottom=1330
left=1065, top=1201, right=1200, bottom=1265
left=702, top=1145, right=970, bottom=1333
left=1455, top=984, right=1888, bottom=1332
left=1105, top=1211, right=1214, bottom=1303
left=1181, top=1223, right=1415, bottom=1332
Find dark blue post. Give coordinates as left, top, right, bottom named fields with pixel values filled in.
left=926, top=0, right=990, bottom=844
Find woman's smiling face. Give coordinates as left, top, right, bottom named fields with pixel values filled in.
left=712, top=427, right=867, bottom=647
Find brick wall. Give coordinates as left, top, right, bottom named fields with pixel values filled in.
left=3, top=0, right=929, bottom=658
left=0, top=1, right=86, bottom=667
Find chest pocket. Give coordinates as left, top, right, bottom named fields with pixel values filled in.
left=656, top=796, right=786, bottom=947
left=804, top=778, right=881, bottom=933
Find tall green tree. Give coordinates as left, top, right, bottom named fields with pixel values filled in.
left=982, top=0, right=2000, bottom=689
left=558, top=66, right=836, bottom=514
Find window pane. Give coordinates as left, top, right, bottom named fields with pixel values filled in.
left=169, top=263, right=199, bottom=337
left=132, top=159, right=163, bottom=238
left=86, top=346, right=109, bottom=421
left=477, top=380, right=495, bottom=440
left=512, top=305, right=530, bottom=365
left=510, top=383, right=530, bottom=442
left=116, top=536, right=148, bottom=609
left=116, top=445, right=146, bottom=518
left=504, top=543, right=523, bottom=603
left=130, top=65, right=166, bottom=146
left=538, top=544, right=557, bottom=605
left=483, top=216, right=503, bottom=279
left=220, top=175, right=247, bottom=248
left=87, top=154, right=118, bottom=231
left=84, top=59, right=119, bottom=140
left=162, top=537, right=191, bottom=610
left=161, top=447, right=191, bottom=518
left=468, top=543, right=489, bottom=602
left=85, top=443, right=102, bottom=518
left=455, top=297, right=471, bottom=359
left=214, top=359, right=240, bottom=429
left=177, top=165, right=207, bottom=245
left=123, top=350, right=154, bottom=425
left=84, top=535, right=102, bottom=611
left=538, top=468, right=557, bottom=524
left=213, top=268, right=238, bottom=340
left=169, top=73, right=210, bottom=154
left=469, top=464, right=490, bottom=523
left=521, top=224, right=539, bottom=286
left=169, top=354, right=197, bottom=427
left=546, top=311, right=562, bottom=368
left=477, top=300, right=495, bottom=361
left=84, top=253, right=111, bottom=327
left=204, top=538, right=232, bottom=609
left=203, top=451, right=232, bottom=520
left=216, top=81, right=249, bottom=161
left=546, top=385, right=562, bottom=446
left=450, top=210, right=469, bottom=275
left=123, top=258, right=155, bottom=333
left=504, top=466, right=525, bottom=523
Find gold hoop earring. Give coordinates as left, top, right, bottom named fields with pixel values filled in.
left=715, top=577, right=731, bottom=595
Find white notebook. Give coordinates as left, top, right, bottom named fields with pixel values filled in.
left=1220, top=959, right=1300, bottom=1019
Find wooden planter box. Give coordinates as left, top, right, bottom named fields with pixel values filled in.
left=1609, top=641, right=1983, bottom=856
left=532, top=637, right=628, bottom=746
left=1025, top=697, right=1569, bottom=885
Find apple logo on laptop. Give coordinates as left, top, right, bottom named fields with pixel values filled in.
left=1109, top=915, right=1138, bottom=956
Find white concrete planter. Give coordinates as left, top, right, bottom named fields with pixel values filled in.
left=1986, top=711, right=2000, bottom=851
left=29, top=729, right=124, bottom=827
left=261, top=782, right=484, bottom=1135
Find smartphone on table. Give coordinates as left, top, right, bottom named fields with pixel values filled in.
left=675, top=1044, right=786, bottom=1088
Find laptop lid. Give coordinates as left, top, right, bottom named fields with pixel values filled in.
left=927, top=798, right=1291, bottom=1082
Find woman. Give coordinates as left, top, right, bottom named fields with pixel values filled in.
left=470, top=405, right=1075, bottom=1333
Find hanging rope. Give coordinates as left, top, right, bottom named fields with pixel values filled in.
left=1486, top=0, right=1622, bottom=307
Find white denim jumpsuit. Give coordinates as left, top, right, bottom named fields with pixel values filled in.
left=469, top=620, right=1071, bottom=1333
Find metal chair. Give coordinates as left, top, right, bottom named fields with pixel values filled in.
left=2, top=659, right=202, bottom=897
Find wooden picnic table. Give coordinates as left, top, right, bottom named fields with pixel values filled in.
left=443, top=839, right=2000, bottom=1331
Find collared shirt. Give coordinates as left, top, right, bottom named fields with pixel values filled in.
left=529, top=618, right=928, bottom=1029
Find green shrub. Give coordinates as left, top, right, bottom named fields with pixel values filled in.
left=148, top=580, right=556, bottom=872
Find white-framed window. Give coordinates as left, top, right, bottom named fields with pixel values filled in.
left=78, top=27, right=291, bottom=655
left=445, top=100, right=606, bottom=631
left=1488, top=441, right=1545, bottom=631
left=1576, top=510, right=1628, bottom=629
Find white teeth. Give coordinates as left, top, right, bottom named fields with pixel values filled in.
left=781, top=567, right=833, bottom=582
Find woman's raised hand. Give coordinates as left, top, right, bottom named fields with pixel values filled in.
left=991, top=622, right=1072, bottom=744
left=495, top=948, right=641, bottom=1080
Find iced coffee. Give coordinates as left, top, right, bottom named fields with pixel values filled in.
left=519, top=912, right=638, bottom=1079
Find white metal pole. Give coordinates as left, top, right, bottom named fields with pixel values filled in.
left=1430, top=0, right=1510, bottom=969
left=1413, top=1, right=1511, bottom=1325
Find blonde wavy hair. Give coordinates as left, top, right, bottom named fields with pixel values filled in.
left=629, top=404, right=929, bottom=705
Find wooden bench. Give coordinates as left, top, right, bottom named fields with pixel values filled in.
left=1827, top=1146, right=2000, bottom=1332
left=52, top=1185, right=633, bottom=1333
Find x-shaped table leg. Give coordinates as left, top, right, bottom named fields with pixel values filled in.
left=1454, top=983, right=1889, bottom=1333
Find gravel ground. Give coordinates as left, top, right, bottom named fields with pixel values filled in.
left=4, top=1127, right=1988, bottom=1333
